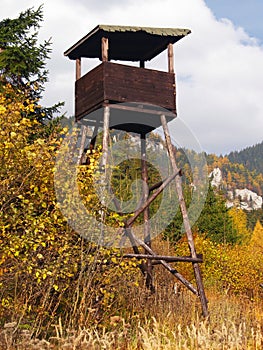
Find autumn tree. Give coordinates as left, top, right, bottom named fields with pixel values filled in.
left=175, top=234, right=263, bottom=295
left=0, top=83, right=140, bottom=334
left=0, top=8, right=139, bottom=335
left=228, top=207, right=251, bottom=243
left=250, top=220, right=263, bottom=250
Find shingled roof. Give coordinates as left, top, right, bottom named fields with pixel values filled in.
left=64, top=25, right=191, bottom=61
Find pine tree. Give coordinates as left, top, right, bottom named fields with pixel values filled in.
left=195, top=183, right=239, bottom=244
left=0, top=6, right=62, bottom=122
left=246, top=209, right=263, bottom=231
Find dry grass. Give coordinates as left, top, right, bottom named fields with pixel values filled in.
left=1, top=290, right=263, bottom=350
left=1, top=238, right=263, bottom=349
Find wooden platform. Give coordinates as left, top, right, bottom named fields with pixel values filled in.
left=75, top=61, right=176, bottom=131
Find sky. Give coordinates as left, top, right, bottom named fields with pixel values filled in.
left=0, top=0, right=262, bottom=155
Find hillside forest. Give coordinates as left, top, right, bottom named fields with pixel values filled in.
left=0, top=6, right=263, bottom=349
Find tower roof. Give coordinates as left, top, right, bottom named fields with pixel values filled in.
left=64, top=24, right=191, bottom=61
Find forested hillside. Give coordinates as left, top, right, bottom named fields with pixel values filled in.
left=228, top=141, right=263, bottom=175
left=170, top=143, right=263, bottom=240
left=205, top=151, right=263, bottom=195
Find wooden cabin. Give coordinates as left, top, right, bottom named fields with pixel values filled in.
left=64, top=25, right=191, bottom=134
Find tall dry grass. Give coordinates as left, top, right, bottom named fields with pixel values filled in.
left=1, top=237, right=263, bottom=349
left=1, top=289, right=263, bottom=349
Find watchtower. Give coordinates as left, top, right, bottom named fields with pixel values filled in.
left=64, top=25, right=208, bottom=317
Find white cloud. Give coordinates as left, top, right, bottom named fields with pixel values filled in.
left=174, top=11, right=263, bottom=154
left=1, top=0, right=262, bottom=154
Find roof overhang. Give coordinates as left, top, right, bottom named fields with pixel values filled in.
left=64, top=25, right=191, bottom=61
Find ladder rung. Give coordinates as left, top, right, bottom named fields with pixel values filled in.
left=123, top=253, right=203, bottom=263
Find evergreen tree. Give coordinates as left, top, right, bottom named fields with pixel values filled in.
left=246, top=208, right=263, bottom=231
left=0, top=5, right=63, bottom=123
left=195, top=183, right=239, bottom=244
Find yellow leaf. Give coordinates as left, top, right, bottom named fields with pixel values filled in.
left=0, top=105, right=6, bottom=114
left=36, top=139, right=45, bottom=145
left=53, top=284, right=59, bottom=291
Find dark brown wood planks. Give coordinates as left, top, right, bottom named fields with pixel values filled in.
left=75, top=61, right=176, bottom=119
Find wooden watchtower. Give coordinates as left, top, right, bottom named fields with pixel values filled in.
left=64, top=25, right=208, bottom=317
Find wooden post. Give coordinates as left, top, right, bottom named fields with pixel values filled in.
left=141, top=133, right=154, bottom=292
left=167, top=43, right=174, bottom=73
left=160, top=114, right=209, bottom=317
left=77, top=125, right=87, bottom=165
left=101, top=105, right=110, bottom=169
left=140, top=60, right=145, bottom=68
left=98, top=105, right=111, bottom=244
left=101, top=37, right=109, bottom=62
left=141, top=134, right=150, bottom=244
left=76, top=58, right=81, bottom=80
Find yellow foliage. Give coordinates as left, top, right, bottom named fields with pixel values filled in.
left=175, top=234, right=263, bottom=296
left=249, top=220, right=263, bottom=250
left=0, top=85, right=140, bottom=331
left=228, top=207, right=251, bottom=243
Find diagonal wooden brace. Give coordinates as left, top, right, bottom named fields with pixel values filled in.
left=125, top=169, right=181, bottom=228
left=124, top=228, right=198, bottom=295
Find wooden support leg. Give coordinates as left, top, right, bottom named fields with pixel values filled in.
left=160, top=114, right=209, bottom=317
left=77, top=125, right=87, bottom=165
left=99, top=105, right=111, bottom=244
left=141, top=134, right=154, bottom=293
left=101, top=105, right=110, bottom=170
